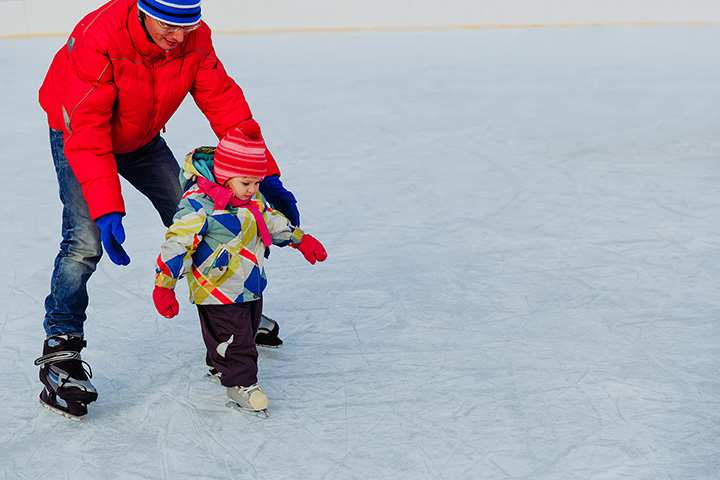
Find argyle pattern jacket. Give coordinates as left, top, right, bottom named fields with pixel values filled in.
left=155, top=148, right=304, bottom=304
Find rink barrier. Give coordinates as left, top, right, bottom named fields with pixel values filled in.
left=1, top=20, right=719, bottom=39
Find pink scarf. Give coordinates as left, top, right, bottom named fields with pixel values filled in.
left=197, top=177, right=272, bottom=248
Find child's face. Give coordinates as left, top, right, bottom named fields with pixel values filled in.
left=226, top=176, right=262, bottom=201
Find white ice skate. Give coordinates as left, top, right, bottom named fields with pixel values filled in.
left=225, top=384, right=269, bottom=417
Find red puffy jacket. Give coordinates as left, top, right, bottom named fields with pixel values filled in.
left=39, top=0, right=280, bottom=220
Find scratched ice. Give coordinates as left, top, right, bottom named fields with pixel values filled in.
left=1, top=26, right=719, bottom=480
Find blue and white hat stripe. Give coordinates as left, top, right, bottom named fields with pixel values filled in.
left=138, top=0, right=202, bottom=26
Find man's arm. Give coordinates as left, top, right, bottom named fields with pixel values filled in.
left=190, top=36, right=280, bottom=177
left=60, top=32, right=123, bottom=220
left=190, top=29, right=299, bottom=223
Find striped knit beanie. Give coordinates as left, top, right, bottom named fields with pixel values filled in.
left=138, top=0, right=201, bottom=26
left=213, top=127, right=268, bottom=185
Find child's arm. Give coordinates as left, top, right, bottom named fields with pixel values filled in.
left=260, top=201, right=327, bottom=264
left=262, top=202, right=305, bottom=247
left=155, top=199, right=208, bottom=290
left=153, top=199, right=208, bottom=318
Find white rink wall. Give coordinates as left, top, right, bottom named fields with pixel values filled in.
left=2, top=0, right=720, bottom=37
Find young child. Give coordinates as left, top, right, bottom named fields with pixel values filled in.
left=152, top=127, right=327, bottom=414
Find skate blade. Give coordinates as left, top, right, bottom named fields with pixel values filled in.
left=38, top=398, right=84, bottom=421
left=256, top=343, right=282, bottom=350
left=225, top=400, right=270, bottom=418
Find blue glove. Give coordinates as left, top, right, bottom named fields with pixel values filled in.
left=260, top=175, right=300, bottom=226
left=95, top=213, right=131, bottom=266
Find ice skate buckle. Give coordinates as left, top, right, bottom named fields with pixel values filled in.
left=34, top=351, right=94, bottom=380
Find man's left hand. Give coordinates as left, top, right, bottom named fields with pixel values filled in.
left=238, top=118, right=262, bottom=140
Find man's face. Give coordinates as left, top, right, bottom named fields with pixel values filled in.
left=143, top=16, right=199, bottom=50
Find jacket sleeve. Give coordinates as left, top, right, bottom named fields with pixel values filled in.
left=155, top=198, right=208, bottom=289
left=260, top=200, right=305, bottom=247
left=60, top=31, right=123, bottom=220
left=190, top=36, right=281, bottom=177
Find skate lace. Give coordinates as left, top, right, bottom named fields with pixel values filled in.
left=34, top=351, right=94, bottom=379
left=244, top=384, right=262, bottom=395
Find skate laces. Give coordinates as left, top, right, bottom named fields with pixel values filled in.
left=34, top=351, right=94, bottom=379
left=245, top=384, right=262, bottom=394
left=229, top=384, right=264, bottom=397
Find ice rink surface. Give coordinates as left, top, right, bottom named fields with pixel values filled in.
left=1, top=26, right=719, bottom=480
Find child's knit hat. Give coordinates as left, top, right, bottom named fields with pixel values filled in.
left=213, top=127, right=268, bottom=185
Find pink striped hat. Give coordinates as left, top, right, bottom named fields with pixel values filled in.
left=213, top=127, right=268, bottom=185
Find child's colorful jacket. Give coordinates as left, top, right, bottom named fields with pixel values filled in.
left=155, top=147, right=304, bottom=305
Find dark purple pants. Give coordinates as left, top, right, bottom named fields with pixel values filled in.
left=197, top=299, right=263, bottom=388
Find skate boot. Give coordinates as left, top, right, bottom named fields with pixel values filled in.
left=255, top=314, right=283, bottom=348
left=34, top=334, right=98, bottom=419
left=226, top=384, right=269, bottom=417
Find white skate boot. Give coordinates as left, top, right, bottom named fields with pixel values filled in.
left=226, top=384, right=269, bottom=417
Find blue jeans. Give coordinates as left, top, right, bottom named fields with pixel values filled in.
left=43, top=129, right=182, bottom=336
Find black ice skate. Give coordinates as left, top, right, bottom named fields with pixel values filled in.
left=34, top=335, right=98, bottom=419
left=255, top=314, right=283, bottom=348
left=206, top=366, right=222, bottom=383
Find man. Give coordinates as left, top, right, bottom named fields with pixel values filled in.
left=34, top=0, right=299, bottom=419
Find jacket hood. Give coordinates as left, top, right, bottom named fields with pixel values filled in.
left=180, top=146, right=217, bottom=191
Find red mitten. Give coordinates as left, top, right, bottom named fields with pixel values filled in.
left=296, top=234, right=328, bottom=265
left=237, top=118, right=262, bottom=140
left=153, top=286, right=179, bottom=318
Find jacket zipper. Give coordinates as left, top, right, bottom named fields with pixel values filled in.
left=144, top=61, right=157, bottom=142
